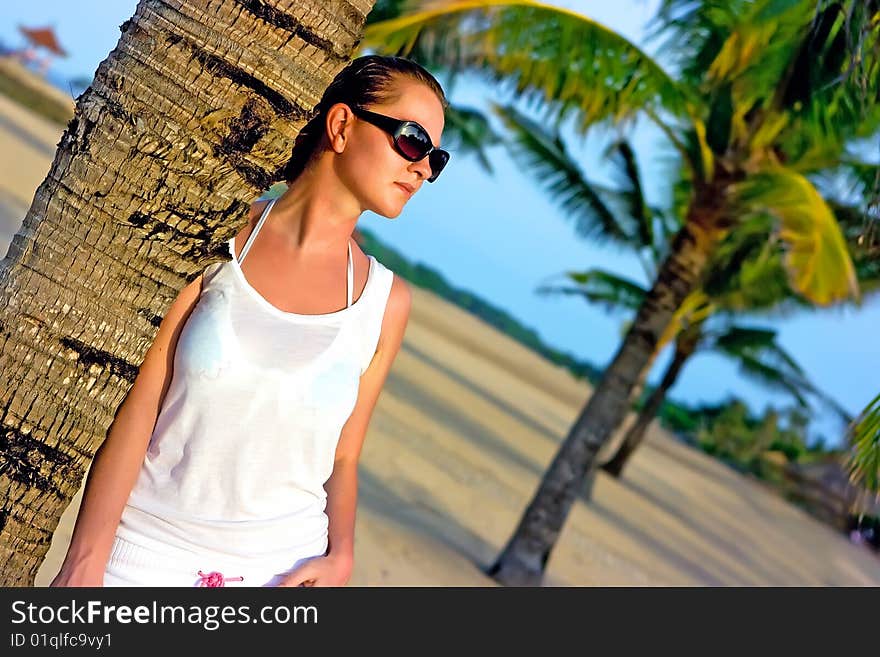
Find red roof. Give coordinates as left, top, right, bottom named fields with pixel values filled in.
left=18, top=25, right=68, bottom=57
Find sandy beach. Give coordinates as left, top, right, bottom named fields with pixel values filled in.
left=2, top=90, right=878, bottom=586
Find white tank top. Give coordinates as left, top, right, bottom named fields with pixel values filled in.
left=116, top=198, right=395, bottom=571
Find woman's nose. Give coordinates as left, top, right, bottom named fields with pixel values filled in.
left=409, top=156, right=432, bottom=182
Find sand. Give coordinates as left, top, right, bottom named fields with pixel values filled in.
left=2, top=86, right=878, bottom=587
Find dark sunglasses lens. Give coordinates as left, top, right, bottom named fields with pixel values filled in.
left=396, top=124, right=432, bottom=160
left=428, top=149, right=450, bottom=182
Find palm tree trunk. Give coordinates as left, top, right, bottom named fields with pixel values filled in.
left=0, top=0, right=372, bottom=586
left=486, top=203, right=725, bottom=586
left=601, top=328, right=700, bottom=478
left=597, top=332, right=668, bottom=467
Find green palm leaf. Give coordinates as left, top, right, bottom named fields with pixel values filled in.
left=604, top=140, right=655, bottom=251
left=441, top=102, right=504, bottom=174
left=491, top=103, right=633, bottom=246
left=536, top=269, right=647, bottom=314
left=766, top=2, right=880, bottom=169
left=362, top=0, right=693, bottom=135
left=647, top=1, right=748, bottom=86
left=846, top=392, right=880, bottom=496
left=706, top=1, right=811, bottom=86
left=711, top=324, right=852, bottom=422
left=731, top=167, right=860, bottom=305
left=711, top=325, right=812, bottom=407
left=702, top=214, right=808, bottom=313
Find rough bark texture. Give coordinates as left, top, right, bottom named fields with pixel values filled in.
left=601, top=328, right=700, bottom=478
left=0, top=0, right=375, bottom=586
left=486, top=197, right=726, bottom=586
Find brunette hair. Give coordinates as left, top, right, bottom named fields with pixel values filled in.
left=281, top=54, right=448, bottom=184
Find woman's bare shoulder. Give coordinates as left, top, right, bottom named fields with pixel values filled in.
left=385, top=274, right=412, bottom=331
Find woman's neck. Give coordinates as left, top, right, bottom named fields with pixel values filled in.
left=270, top=161, right=361, bottom=255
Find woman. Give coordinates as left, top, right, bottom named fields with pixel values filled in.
left=50, top=55, right=449, bottom=587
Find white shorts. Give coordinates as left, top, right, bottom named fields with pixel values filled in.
left=103, top=534, right=327, bottom=587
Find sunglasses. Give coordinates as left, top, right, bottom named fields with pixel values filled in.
left=350, top=106, right=450, bottom=183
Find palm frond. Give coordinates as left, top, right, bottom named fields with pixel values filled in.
left=441, top=102, right=504, bottom=175
left=773, top=2, right=880, bottom=169
left=657, top=289, right=714, bottom=356
left=710, top=323, right=850, bottom=423
left=647, top=0, right=749, bottom=85
left=367, top=0, right=413, bottom=23
left=845, top=392, right=880, bottom=496
left=731, top=166, right=860, bottom=305
left=604, top=139, right=656, bottom=250
left=701, top=214, right=809, bottom=313
left=362, top=0, right=694, bottom=136
left=713, top=325, right=803, bottom=372
left=535, top=269, right=647, bottom=314
left=707, top=1, right=811, bottom=86
left=712, top=325, right=812, bottom=407
left=491, top=103, right=634, bottom=246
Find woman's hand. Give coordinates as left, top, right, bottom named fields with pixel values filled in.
left=276, top=553, right=353, bottom=587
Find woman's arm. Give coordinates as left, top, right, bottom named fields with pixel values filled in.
left=50, top=273, right=204, bottom=586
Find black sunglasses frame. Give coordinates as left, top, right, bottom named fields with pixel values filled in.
left=349, top=106, right=449, bottom=183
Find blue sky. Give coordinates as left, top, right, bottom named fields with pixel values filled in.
left=3, top=0, right=878, bottom=447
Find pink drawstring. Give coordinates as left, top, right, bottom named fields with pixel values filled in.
left=197, top=570, right=244, bottom=587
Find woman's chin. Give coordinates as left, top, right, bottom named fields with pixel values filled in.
left=374, top=198, right=407, bottom=218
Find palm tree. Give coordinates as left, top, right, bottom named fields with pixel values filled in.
left=493, top=102, right=835, bottom=478
left=537, top=231, right=852, bottom=480
left=607, top=321, right=840, bottom=476
left=0, top=0, right=375, bottom=586
left=362, top=0, right=878, bottom=584
left=608, top=194, right=880, bottom=477
left=515, top=123, right=868, bottom=478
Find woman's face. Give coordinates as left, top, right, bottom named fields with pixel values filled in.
left=330, top=77, right=445, bottom=218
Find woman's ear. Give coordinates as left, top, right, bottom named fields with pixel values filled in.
left=325, top=103, right=353, bottom=154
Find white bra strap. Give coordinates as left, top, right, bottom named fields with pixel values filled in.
left=347, top=240, right=353, bottom=308
left=238, top=198, right=276, bottom=265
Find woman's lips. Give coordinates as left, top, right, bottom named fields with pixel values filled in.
left=395, top=182, right=414, bottom=196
